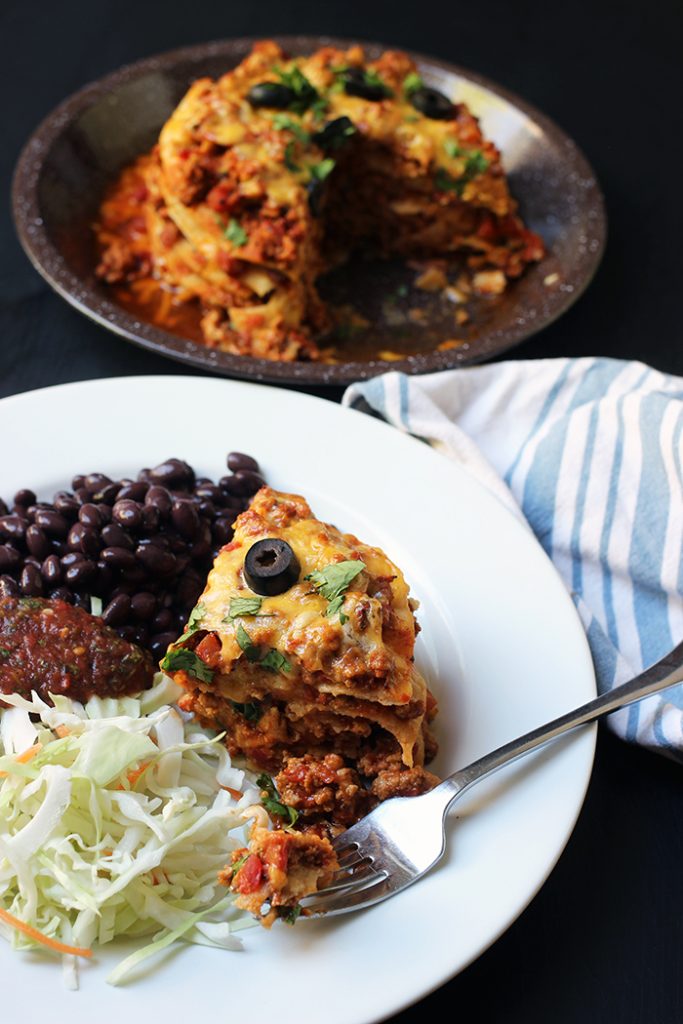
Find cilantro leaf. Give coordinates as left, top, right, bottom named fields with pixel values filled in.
left=231, top=852, right=250, bottom=875
left=278, top=905, right=302, bottom=925
left=227, top=596, right=263, bottom=620
left=261, top=649, right=291, bottom=674
left=436, top=149, right=489, bottom=195
left=306, top=559, right=365, bottom=618
left=284, top=140, right=300, bottom=172
left=225, top=219, right=248, bottom=247
left=403, top=72, right=424, bottom=95
left=257, top=773, right=299, bottom=826
left=444, top=138, right=464, bottom=159
left=272, top=113, right=310, bottom=143
left=275, top=65, right=319, bottom=114
left=160, top=647, right=214, bottom=683
left=309, top=158, right=336, bottom=182
left=235, top=622, right=262, bottom=662
left=229, top=700, right=263, bottom=723
left=464, top=150, right=489, bottom=177
left=177, top=602, right=206, bottom=643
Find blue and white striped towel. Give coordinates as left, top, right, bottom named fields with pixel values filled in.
left=343, top=357, right=683, bottom=759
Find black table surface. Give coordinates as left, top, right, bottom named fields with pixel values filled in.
left=1, top=1, right=681, bottom=1021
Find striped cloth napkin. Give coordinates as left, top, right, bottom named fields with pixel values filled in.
left=343, top=356, right=683, bottom=759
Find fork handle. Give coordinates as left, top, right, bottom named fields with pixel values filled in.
left=440, top=639, right=683, bottom=807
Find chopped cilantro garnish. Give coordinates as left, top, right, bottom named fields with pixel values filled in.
left=261, top=648, right=291, bottom=674
left=229, top=700, right=263, bottom=723
left=359, top=67, right=393, bottom=95
left=279, top=905, right=302, bottom=925
left=403, top=71, right=424, bottom=95
left=284, top=140, right=300, bottom=172
left=436, top=149, right=489, bottom=194
left=235, top=622, right=290, bottom=674
left=177, top=602, right=206, bottom=643
left=225, top=219, right=248, bottom=247
left=305, top=559, right=365, bottom=618
left=0, top=647, right=10, bottom=659
left=231, top=852, right=250, bottom=875
left=227, top=596, right=263, bottom=620
left=272, top=113, right=311, bottom=144
left=160, top=647, right=214, bottom=683
left=309, top=158, right=336, bottom=182
left=257, top=773, right=299, bottom=827
left=275, top=65, right=319, bottom=114
left=444, top=138, right=464, bottom=159
left=310, top=95, right=330, bottom=122
left=235, top=622, right=261, bottom=662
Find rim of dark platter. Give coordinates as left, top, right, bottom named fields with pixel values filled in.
left=12, top=35, right=607, bottom=387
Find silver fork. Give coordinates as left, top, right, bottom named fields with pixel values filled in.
left=302, top=640, right=683, bottom=917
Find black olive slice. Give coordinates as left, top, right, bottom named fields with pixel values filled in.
left=244, top=538, right=300, bottom=596
left=343, top=67, right=389, bottom=101
left=312, top=116, right=357, bottom=151
left=409, top=86, right=455, bottom=120
left=247, top=82, right=296, bottom=109
left=306, top=179, right=324, bottom=217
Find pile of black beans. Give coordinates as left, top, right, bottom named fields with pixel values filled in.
left=0, top=452, right=264, bottom=662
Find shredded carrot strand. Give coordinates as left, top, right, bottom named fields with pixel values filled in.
left=221, top=786, right=243, bottom=800
left=54, top=725, right=70, bottom=738
left=117, top=761, right=151, bottom=789
left=15, top=743, right=42, bottom=764
left=0, top=906, right=92, bottom=958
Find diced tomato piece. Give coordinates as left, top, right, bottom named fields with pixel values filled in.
left=195, top=632, right=221, bottom=668
left=235, top=854, right=263, bottom=894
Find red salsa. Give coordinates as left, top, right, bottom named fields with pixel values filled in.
left=0, top=597, right=154, bottom=703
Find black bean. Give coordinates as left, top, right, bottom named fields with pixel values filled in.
left=137, top=468, right=153, bottom=484
left=96, top=503, right=113, bottom=524
left=73, top=593, right=92, bottom=610
left=93, top=483, right=121, bottom=505
left=101, top=523, right=134, bottom=550
left=117, top=624, right=149, bottom=646
left=176, top=572, right=203, bottom=608
left=0, top=499, right=8, bottom=517
left=212, top=520, right=234, bottom=545
left=197, top=500, right=216, bottom=519
left=121, top=565, right=148, bottom=585
left=41, top=555, right=62, bottom=585
left=150, top=631, right=178, bottom=662
left=0, top=545, right=21, bottom=572
left=149, top=458, right=195, bottom=490
left=26, top=525, right=51, bottom=559
left=67, top=523, right=87, bottom=552
left=117, top=481, right=149, bottom=502
left=171, top=499, right=200, bottom=539
left=131, top=591, right=156, bottom=621
left=53, top=491, right=80, bottom=517
left=93, top=562, right=114, bottom=595
left=409, top=85, right=455, bottom=120
left=34, top=509, right=69, bottom=538
left=190, top=537, right=212, bottom=561
left=232, top=470, right=265, bottom=496
left=136, top=543, right=177, bottom=576
left=247, top=81, right=296, bottom=109
left=64, top=560, right=97, bottom=587
left=0, top=575, right=19, bottom=598
left=14, top=488, right=37, bottom=508
left=227, top=451, right=259, bottom=473
left=0, top=515, right=28, bottom=541
left=102, top=593, right=131, bottom=626
left=85, top=473, right=112, bottom=493
left=49, top=586, right=74, bottom=604
left=78, top=503, right=102, bottom=528
left=74, top=487, right=91, bottom=506
left=71, top=475, right=86, bottom=491
left=20, top=564, right=43, bottom=597
left=195, top=483, right=223, bottom=503
left=101, top=546, right=138, bottom=571
left=113, top=499, right=143, bottom=531
left=151, top=608, right=174, bottom=633
left=50, top=539, right=68, bottom=558
left=145, top=485, right=173, bottom=517
left=140, top=505, right=160, bottom=532
left=24, top=556, right=42, bottom=570
left=79, top=527, right=103, bottom=559
left=61, top=552, right=85, bottom=569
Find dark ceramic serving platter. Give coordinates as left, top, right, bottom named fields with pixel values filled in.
left=12, top=36, right=606, bottom=386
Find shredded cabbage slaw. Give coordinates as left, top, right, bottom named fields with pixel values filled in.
left=0, top=674, right=259, bottom=988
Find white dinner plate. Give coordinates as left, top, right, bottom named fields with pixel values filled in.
left=0, top=376, right=596, bottom=1024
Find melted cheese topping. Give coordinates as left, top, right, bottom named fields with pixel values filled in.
left=194, top=487, right=420, bottom=707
